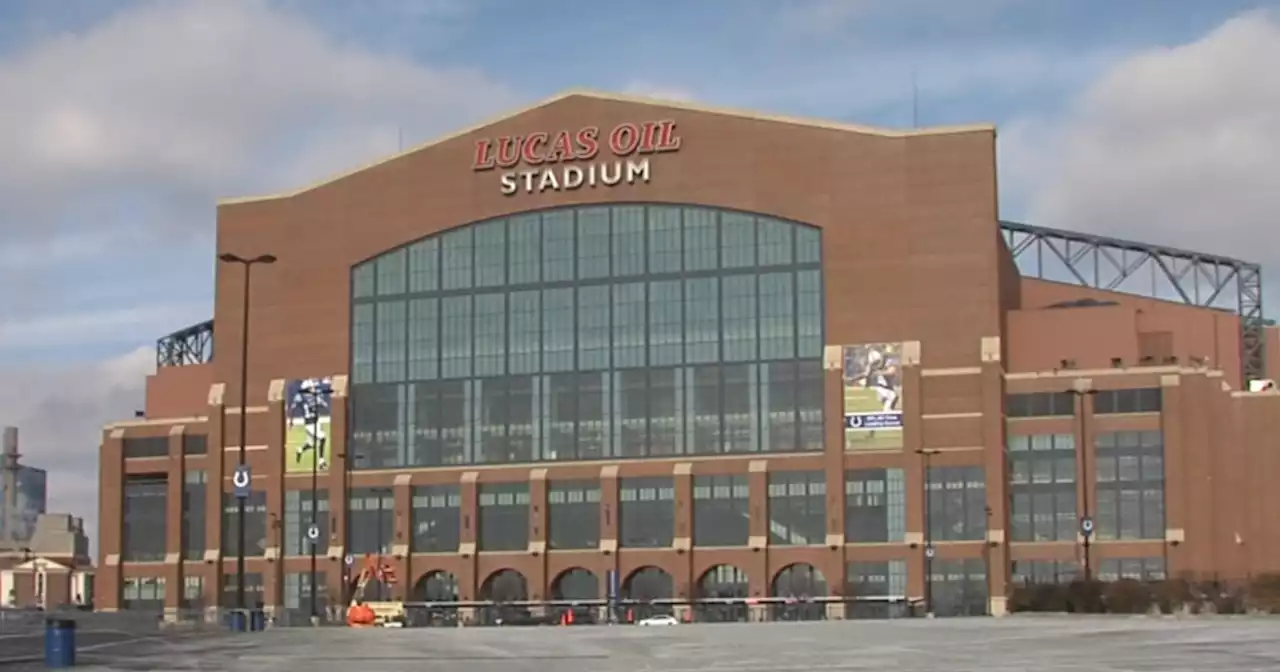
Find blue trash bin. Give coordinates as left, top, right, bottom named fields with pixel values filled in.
left=249, top=609, right=266, bottom=632
left=44, top=618, right=76, bottom=668
left=227, top=610, right=247, bottom=633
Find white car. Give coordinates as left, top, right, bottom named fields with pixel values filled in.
left=637, top=614, right=679, bottom=626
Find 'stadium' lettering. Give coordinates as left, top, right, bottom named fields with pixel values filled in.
left=475, top=120, right=679, bottom=196
left=499, top=159, right=652, bottom=196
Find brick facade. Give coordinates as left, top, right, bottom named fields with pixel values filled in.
left=96, top=91, right=1280, bottom=614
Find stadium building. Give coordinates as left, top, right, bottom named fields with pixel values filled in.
left=97, top=91, right=1280, bottom=620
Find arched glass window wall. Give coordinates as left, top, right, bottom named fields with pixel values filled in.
left=349, top=204, right=824, bottom=469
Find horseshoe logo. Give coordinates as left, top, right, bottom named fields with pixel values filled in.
left=232, top=467, right=251, bottom=490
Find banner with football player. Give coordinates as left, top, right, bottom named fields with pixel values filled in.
left=285, top=377, right=334, bottom=474
left=842, top=343, right=904, bottom=450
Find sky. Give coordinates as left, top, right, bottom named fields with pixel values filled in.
left=0, top=0, right=1277, bottom=549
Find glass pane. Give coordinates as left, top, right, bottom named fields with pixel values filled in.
left=349, top=206, right=826, bottom=467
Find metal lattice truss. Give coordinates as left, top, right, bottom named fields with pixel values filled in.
left=1001, top=220, right=1265, bottom=383
left=156, top=319, right=213, bottom=368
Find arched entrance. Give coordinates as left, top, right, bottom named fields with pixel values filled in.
left=412, top=571, right=459, bottom=601
left=478, top=569, right=530, bottom=625
left=696, top=564, right=749, bottom=622
left=479, top=569, right=529, bottom=602
left=408, top=571, right=460, bottom=627
left=550, top=568, right=598, bottom=601
left=550, top=567, right=599, bottom=626
left=621, top=566, right=673, bottom=621
left=771, top=563, right=827, bottom=621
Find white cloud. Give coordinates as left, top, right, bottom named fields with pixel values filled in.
left=621, top=82, right=698, bottom=103
left=779, top=0, right=1031, bottom=36
left=0, top=347, right=156, bottom=552
left=0, top=0, right=519, bottom=240
left=1003, top=10, right=1280, bottom=269
left=0, top=0, right=524, bottom=555
left=0, top=302, right=209, bottom=351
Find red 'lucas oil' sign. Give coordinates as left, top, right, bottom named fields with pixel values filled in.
left=472, top=121, right=682, bottom=196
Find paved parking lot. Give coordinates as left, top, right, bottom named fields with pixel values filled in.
left=4, top=616, right=1280, bottom=671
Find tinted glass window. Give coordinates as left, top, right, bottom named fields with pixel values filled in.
left=1097, top=557, right=1166, bottom=582
left=547, top=480, right=601, bottom=550
left=283, top=488, right=331, bottom=557
left=925, top=466, right=987, bottom=542
left=123, top=474, right=167, bottom=562
left=1006, top=392, right=1075, bottom=418
left=122, top=436, right=169, bottom=459
left=121, top=577, right=166, bottom=611
left=929, top=558, right=987, bottom=617
left=411, top=485, right=461, bottom=553
left=348, top=487, right=394, bottom=555
left=182, top=434, right=208, bottom=455
left=282, top=572, right=329, bottom=616
left=1007, top=434, right=1077, bottom=542
left=1094, top=388, right=1162, bottom=414
left=692, top=474, right=749, bottom=547
left=221, top=491, right=267, bottom=558
left=845, top=468, right=906, bottom=543
left=219, top=573, right=264, bottom=609
left=1094, top=430, right=1164, bottom=541
left=845, top=560, right=908, bottom=619
left=181, top=471, right=206, bottom=561
left=766, top=471, right=826, bottom=546
left=619, top=477, right=675, bottom=548
left=1011, top=560, right=1078, bottom=585
left=349, top=205, right=824, bottom=469
left=478, top=483, right=529, bottom=551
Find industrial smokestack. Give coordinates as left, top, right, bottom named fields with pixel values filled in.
left=2, top=426, right=16, bottom=457
left=2, top=426, right=19, bottom=543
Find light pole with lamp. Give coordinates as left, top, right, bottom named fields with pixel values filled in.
left=219, top=252, right=276, bottom=613
left=1069, top=387, right=1098, bottom=582
left=982, top=504, right=993, bottom=615
left=916, top=448, right=942, bottom=618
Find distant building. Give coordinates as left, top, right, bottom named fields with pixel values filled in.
left=1, top=426, right=48, bottom=544
left=0, top=427, right=91, bottom=609
left=0, top=513, right=94, bottom=608
left=0, top=466, right=48, bottom=543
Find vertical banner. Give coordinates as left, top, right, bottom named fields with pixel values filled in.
left=606, top=569, right=619, bottom=602
left=842, top=343, right=904, bottom=450
left=285, top=377, right=333, bottom=474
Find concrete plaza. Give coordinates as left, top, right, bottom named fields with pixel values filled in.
left=3, top=616, right=1279, bottom=671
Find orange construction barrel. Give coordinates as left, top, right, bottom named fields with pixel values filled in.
left=347, top=603, right=377, bottom=627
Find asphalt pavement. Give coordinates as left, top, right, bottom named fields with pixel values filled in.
left=3, top=615, right=1280, bottom=671
left=0, top=610, right=236, bottom=669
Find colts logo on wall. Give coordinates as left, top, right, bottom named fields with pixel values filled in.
left=842, top=343, right=904, bottom=450
left=285, top=377, right=334, bottom=474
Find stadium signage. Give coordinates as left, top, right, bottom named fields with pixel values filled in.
left=472, top=120, right=682, bottom=196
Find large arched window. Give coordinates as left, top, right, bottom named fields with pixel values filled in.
left=349, top=204, right=824, bottom=468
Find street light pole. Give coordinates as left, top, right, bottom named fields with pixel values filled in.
left=219, top=252, right=276, bottom=612
left=310, top=394, right=320, bottom=623
left=916, top=448, right=941, bottom=618
left=304, top=381, right=331, bottom=624
left=1071, top=387, right=1099, bottom=582
left=344, top=433, right=356, bottom=607
left=983, top=505, right=993, bottom=615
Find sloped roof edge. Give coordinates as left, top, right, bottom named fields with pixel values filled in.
left=218, top=89, right=997, bottom=206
